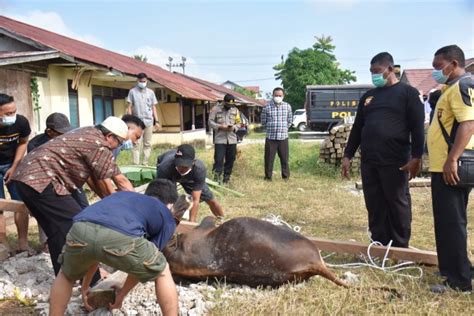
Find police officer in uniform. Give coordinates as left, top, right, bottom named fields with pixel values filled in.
left=208, top=94, right=241, bottom=184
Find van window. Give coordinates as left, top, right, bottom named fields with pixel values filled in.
left=294, top=109, right=305, bottom=116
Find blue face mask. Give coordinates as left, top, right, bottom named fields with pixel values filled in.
left=371, top=69, right=387, bottom=88
left=432, top=63, right=451, bottom=84
left=121, top=139, right=134, bottom=151
left=0, top=114, right=17, bottom=126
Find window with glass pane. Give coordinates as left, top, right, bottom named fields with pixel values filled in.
left=67, top=80, right=80, bottom=128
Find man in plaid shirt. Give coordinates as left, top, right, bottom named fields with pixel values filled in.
left=261, top=87, right=293, bottom=181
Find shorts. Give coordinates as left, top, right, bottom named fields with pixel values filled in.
left=59, top=221, right=167, bottom=283
left=180, top=182, right=214, bottom=202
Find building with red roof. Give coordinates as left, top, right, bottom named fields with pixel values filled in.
left=0, top=15, right=259, bottom=145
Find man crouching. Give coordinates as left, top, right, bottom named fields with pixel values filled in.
left=49, top=179, right=192, bottom=315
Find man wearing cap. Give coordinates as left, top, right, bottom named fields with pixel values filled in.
left=12, top=116, right=134, bottom=277
left=127, top=72, right=161, bottom=166
left=208, top=94, right=241, bottom=184
left=0, top=93, right=31, bottom=254
left=156, top=144, right=225, bottom=222
left=28, top=112, right=73, bottom=152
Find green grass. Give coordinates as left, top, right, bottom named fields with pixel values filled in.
left=13, top=140, right=471, bottom=314
left=137, top=140, right=473, bottom=314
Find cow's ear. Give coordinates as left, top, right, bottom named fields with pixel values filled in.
left=171, top=194, right=193, bottom=221
left=197, top=216, right=217, bottom=229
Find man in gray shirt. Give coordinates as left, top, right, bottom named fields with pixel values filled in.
left=127, top=72, right=160, bottom=166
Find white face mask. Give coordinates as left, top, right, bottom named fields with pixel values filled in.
left=176, top=166, right=192, bottom=176
left=137, top=82, right=147, bottom=89
left=121, top=139, right=133, bottom=150
left=273, top=96, right=283, bottom=104
left=0, top=114, right=17, bottom=126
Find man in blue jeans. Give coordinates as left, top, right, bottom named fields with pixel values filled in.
left=0, top=93, right=31, bottom=254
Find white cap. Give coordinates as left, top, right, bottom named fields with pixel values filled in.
left=100, top=116, right=128, bottom=139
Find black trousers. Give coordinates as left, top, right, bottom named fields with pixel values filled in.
left=360, top=162, right=411, bottom=247
left=431, top=173, right=472, bottom=290
left=14, top=181, right=100, bottom=285
left=213, top=143, right=237, bottom=176
left=264, top=138, right=290, bottom=179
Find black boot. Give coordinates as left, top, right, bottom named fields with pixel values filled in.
left=223, top=174, right=231, bottom=184
left=213, top=172, right=222, bottom=184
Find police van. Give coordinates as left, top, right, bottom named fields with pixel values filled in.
left=305, top=84, right=373, bottom=131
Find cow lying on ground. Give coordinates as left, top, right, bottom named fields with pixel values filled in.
left=163, top=216, right=347, bottom=287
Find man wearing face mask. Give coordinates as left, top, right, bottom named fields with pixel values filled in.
left=0, top=93, right=31, bottom=254
left=261, top=87, right=293, bottom=181
left=112, top=114, right=145, bottom=160
left=126, top=73, right=160, bottom=166
left=156, top=144, right=224, bottom=222
left=12, top=116, right=134, bottom=279
left=342, top=52, right=424, bottom=248
left=208, top=94, right=241, bottom=184
left=427, top=45, right=474, bottom=293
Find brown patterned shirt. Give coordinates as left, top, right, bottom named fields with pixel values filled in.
left=12, top=126, right=120, bottom=195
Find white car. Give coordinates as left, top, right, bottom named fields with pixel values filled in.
left=291, top=109, right=307, bottom=131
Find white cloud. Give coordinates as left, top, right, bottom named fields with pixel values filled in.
left=5, top=10, right=103, bottom=47
left=127, top=46, right=223, bottom=83
left=306, top=0, right=361, bottom=11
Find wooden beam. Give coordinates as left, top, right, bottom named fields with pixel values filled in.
left=308, top=237, right=438, bottom=266
left=0, top=199, right=28, bottom=214
left=356, top=178, right=431, bottom=190
left=176, top=221, right=440, bottom=266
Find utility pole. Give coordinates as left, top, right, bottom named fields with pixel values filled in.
left=181, top=56, right=186, bottom=74
left=166, top=56, right=187, bottom=74
left=166, top=57, right=173, bottom=72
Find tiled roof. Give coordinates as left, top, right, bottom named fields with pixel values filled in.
left=400, top=69, right=441, bottom=95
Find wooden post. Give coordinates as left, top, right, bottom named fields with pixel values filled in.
left=191, top=100, right=195, bottom=130
left=179, top=97, right=184, bottom=131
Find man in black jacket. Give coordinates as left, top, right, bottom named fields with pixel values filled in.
left=342, top=52, right=425, bottom=248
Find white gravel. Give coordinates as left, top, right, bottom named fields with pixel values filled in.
left=0, top=252, right=259, bottom=315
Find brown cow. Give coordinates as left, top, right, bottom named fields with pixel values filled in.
left=163, top=216, right=347, bottom=287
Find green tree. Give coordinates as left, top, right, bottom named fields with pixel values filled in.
left=233, top=86, right=257, bottom=99
left=273, top=35, right=356, bottom=110
left=133, top=54, right=148, bottom=63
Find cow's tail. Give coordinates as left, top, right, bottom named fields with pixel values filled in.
left=318, top=266, right=401, bottom=297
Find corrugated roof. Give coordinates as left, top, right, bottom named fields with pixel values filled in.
left=401, top=69, right=441, bottom=95
left=0, top=15, right=217, bottom=101
left=176, top=73, right=262, bottom=106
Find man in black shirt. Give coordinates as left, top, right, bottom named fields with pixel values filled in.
left=342, top=52, right=425, bottom=248
left=0, top=93, right=31, bottom=253
left=156, top=144, right=224, bottom=222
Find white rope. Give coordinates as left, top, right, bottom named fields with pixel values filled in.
left=325, top=228, right=424, bottom=279
left=262, top=217, right=422, bottom=279
left=262, top=214, right=301, bottom=233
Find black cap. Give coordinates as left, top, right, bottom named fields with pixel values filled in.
left=174, top=144, right=195, bottom=168
left=223, top=94, right=235, bottom=104
left=46, top=113, right=73, bottom=134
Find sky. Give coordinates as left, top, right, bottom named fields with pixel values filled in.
left=1, top=0, right=473, bottom=102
